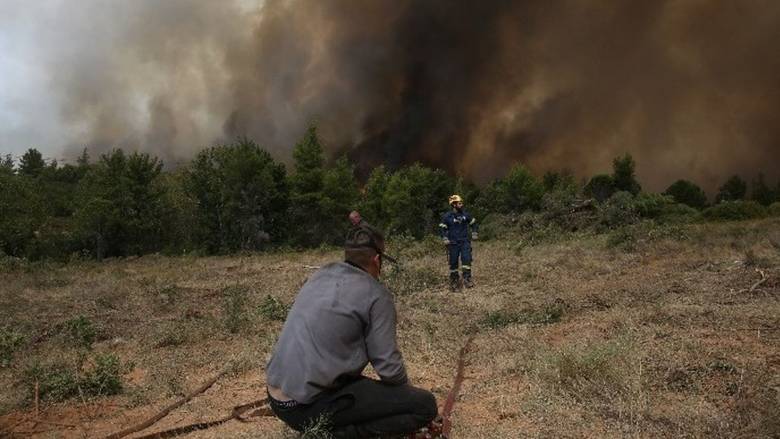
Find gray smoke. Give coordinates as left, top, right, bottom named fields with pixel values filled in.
left=5, top=0, right=779, bottom=191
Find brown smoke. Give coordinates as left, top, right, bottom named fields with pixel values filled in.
left=48, top=0, right=779, bottom=192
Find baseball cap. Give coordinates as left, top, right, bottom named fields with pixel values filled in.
left=345, top=223, right=398, bottom=264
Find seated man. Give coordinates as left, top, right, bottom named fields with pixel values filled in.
left=265, top=223, right=438, bottom=438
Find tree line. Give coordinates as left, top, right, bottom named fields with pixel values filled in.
left=1, top=126, right=779, bottom=261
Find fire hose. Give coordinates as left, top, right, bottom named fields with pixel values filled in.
left=440, top=335, right=474, bottom=437
left=104, top=336, right=474, bottom=439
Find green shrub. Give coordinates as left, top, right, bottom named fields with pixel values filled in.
left=664, top=179, right=708, bottom=209
left=385, top=233, right=419, bottom=259
left=584, top=174, right=615, bottom=202
left=0, top=253, right=27, bottom=271
left=24, top=353, right=123, bottom=402
left=81, top=353, right=123, bottom=396
left=24, top=363, right=80, bottom=401
left=479, top=164, right=543, bottom=214
left=524, top=221, right=569, bottom=246
left=223, top=285, right=250, bottom=334
left=473, top=214, right=509, bottom=241
left=258, top=295, right=290, bottom=321
left=599, top=191, right=638, bottom=228
left=63, top=316, right=98, bottom=349
left=541, top=188, right=578, bottom=220
left=633, top=193, right=674, bottom=219
left=0, top=328, right=25, bottom=367
left=658, top=202, right=702, bottom=223
left=606, top=227, right=637, bottom=251
left=703, top=200, right=767, bottom=221
left=769, top=202, right=780, bottom=217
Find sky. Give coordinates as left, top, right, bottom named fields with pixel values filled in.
left=1, top=0, right=778, bottom=192
left=0, top=1, right=65, bottom=161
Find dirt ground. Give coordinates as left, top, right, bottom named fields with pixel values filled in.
left=1, top=219, right=778, bottom=438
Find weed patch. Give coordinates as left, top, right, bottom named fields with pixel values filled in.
left=153, top=320, right=190, bottom=348
left=529, top=337, right=638, bottom=404
left=480, top=301, right=565, bottom=329
left=258, top=295, right=290, bottom=321
left=63, top=316, right=99, bottom=349
left=0, top=327, right=25, bottom=367
left=23, top=353, right=123, bottom=402
left=606, top=227, right=637, bottom=251
left=300, top=413, right=334, bottom=438
left=80, top=353, right=123, bottom=396
left=703, top=201, right=767, bottom=221
left=223, top=285, right=250, bottom=334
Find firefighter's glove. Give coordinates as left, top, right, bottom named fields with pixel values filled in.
left=442, top=238, right=450, bottom=246
left=471, top=232, right=478, bottom=240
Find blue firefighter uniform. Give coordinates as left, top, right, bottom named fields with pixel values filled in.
left=439, top=210, right=478, bottom=285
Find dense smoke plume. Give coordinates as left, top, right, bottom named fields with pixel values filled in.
left=6, top=0, right=780, bottom=191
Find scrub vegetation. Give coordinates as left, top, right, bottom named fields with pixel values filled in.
left=2, top=129, right=779, bottom=437
left=1, top=218, right=778, bottom=438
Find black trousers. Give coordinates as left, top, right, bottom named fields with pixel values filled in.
left=269, top=377, right=438, bottom=438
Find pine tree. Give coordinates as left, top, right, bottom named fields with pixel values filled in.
left=186, top=139, right=288, bottom=253
left=0, top=154, right=14, bottom=175
left=382, top=163, right=453, bottom=238
left=611, top=154, right=641, bottom=195
left=716, top=175, right=747, bottom=203
left=18, top=148, right=45, bottom=177
left=289, top=125, right=327, bottom=247
left=76, top=149, right=166, bottom=258
left=750, top=173, right=774, bottom=206
left=320, top=156, right=360, bottom=244
left=360, top=166, right=390, bottom=227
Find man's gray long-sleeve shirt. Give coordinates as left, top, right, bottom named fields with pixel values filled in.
left=266, top=261, right=408, bottom=404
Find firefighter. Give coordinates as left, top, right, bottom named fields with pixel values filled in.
left=439, top=195, right=478, bottom=291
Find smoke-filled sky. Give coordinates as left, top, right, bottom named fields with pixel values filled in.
left=1, top=0, right=778, bottom=191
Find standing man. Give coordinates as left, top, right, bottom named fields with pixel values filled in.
left=265, top=223, right=440, bottom=438
left=348, top=210, right=365, bottom=227
left=439, top=195, right=478, bottom=291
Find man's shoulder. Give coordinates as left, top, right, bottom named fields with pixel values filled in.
left=316, top=262, right=386, bottom=290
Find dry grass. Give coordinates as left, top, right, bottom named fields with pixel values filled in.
left=0, top=218, right=778, bottom=438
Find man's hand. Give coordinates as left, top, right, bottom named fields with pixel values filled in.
left=442, top=237, right=450, bottom=246
left=471, top=232, right=478, bottom=240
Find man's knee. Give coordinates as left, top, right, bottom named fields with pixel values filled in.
left=412, top=388, right=438, bottom=421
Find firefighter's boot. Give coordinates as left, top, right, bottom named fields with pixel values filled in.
left=462, top=265, right=473, bottom=288
left=449, top=271, right=461, bottom=292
